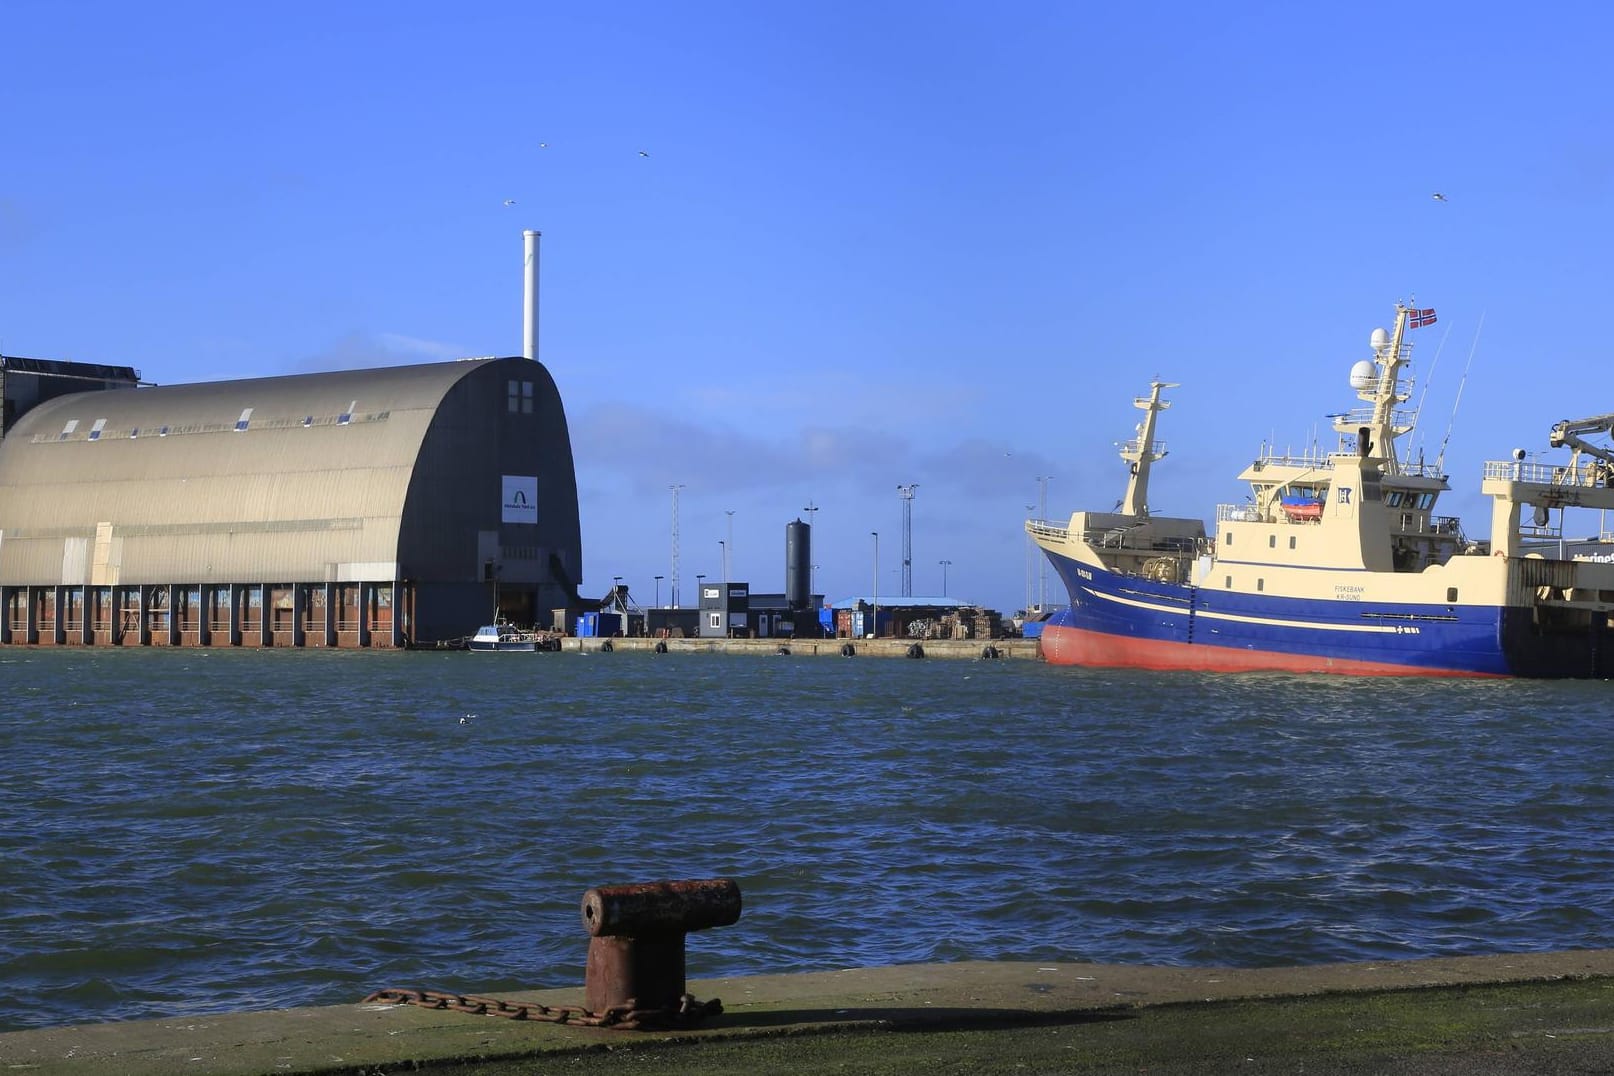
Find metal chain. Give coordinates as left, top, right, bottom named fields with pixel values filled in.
left=362, top=987, right=723, bottom=1031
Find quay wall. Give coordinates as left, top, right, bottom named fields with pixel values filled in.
left=561, top=636, right=1040, bottom=660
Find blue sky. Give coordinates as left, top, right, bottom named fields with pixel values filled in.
left=4, top=2, right=1612, bottom=615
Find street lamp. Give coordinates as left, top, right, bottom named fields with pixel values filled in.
left=654, top=575, right=663, bottom=608
left=871, top=531, right=879, bottom=639
left=803, top=501, right=818, bottom=598
left=1025, top=503, right=1037, bottom=614
left=939, top=559, right=951, bottom=596
left=719, top=539, right=727, bottom=587
left=1036, top=476, right=1052, bottom=608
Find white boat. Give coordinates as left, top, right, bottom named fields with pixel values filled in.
left=468, top=623, right=540, bottom=652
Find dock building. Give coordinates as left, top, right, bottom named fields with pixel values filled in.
left=0, top=356, right=580, bottom=648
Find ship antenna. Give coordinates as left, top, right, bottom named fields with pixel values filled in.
left=1433, top=310, right=1485, bottom=474
left=1409, top=318, right=1453, bottom=459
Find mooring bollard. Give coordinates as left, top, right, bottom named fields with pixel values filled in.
left=581, top=878, right=742, bottom=1014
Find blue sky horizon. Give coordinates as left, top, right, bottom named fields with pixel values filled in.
left=5, top=3, right=1612, bottom=616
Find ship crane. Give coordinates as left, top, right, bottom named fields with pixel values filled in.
left=1547, top=412, right=1614, bottom=485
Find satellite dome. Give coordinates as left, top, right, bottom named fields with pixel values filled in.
left=1370, top=327, right=1389, bottom=349
left=1349, top=359, right=1376, bottom=390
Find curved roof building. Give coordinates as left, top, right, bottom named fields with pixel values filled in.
left=0, top=356, right=580, bottom=648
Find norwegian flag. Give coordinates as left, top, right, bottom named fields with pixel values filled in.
left=1409, top=307, right=1437, bottom=329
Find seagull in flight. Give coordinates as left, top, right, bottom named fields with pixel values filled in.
left=503, top=199, right=517, bottom=207
left=638, top=150, right=650, bottom=158
left=1431, top=192, right=1447, bottom=202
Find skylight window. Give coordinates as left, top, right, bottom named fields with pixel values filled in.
left=234, top=407, right=253, bottom=432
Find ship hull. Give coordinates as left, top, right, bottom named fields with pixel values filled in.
left=1039, top=551, right=1612, bottom=679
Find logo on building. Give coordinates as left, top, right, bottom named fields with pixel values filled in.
left=502, top=475, right=538, bottom=524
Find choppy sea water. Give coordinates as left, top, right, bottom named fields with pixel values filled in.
left=1, top=647, right=1611, bottom=1032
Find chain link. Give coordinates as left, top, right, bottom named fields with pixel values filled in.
left=362, top=987, right=723, bottom=1031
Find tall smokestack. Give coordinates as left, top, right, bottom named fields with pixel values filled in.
left=522, top=229, right=541, bottom=361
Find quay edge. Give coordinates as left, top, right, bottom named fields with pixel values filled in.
left=7, top=951, right=1614, bottom=1075
left=557, top=636, right=1041, bottom=659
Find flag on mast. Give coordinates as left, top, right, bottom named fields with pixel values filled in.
left=1409, top=308, right=1437, bottom=329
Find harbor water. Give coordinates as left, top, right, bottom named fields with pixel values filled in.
left=2, top=648, right=1612, bottom=1033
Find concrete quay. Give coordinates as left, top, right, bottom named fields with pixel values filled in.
left=7, top=951, right=1614, bottom=1075
left=558, top=635, right=1040, bottom=659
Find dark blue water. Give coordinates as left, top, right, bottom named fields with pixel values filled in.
left=1, top=648, right=1611, bottom=1032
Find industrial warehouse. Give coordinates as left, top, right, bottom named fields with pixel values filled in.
left=0, top=353, right=581, bottom=648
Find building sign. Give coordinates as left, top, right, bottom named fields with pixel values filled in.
left=502, top=475, right=538, bottom=524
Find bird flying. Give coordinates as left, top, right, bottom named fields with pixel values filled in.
left=503, top=199, right=516, bottom=206
left=1432, top=192, right=1447, bottom=202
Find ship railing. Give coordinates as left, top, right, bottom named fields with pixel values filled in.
left=1331, top=406, right=1416, bottom=430
left=1248, top=450, right=1333, bottom=471
left=1485, top=458, right=1612, bottom=488
left=1217, top=503, right=1263, bottom=523
left=1026, top=519, right=1068, bottom=542
left=1118, top=437, right=1167, bottom=457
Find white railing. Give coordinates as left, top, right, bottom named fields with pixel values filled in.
left=1485, top=458, right=1610, bottom=487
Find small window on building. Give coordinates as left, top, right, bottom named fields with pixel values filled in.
left=59, top=419, right=78, bottom=440
left=89, top=419, right=106, bottom=441
left=1257, top=578, right=1265, bottom=592
left=1268, top=534, right=1276, bottom=548
left=522, top=380, right=534, bottom=413
left=1225, top=531, right=1234, bottom=546
left=708, top=612, right=722, bottom=629
left=1224, top=575, right=1232, bottom=588
left=508, top=380, right=520, bottom=413
left=234, top=407, right=253, bottom=432
left=158, top=425, right=170, bottom=437
left=1446, top=587, right=1458, bottom=603
left=1289, top=536, right=1296, bottom=549
left=303, top=415, right=314, bottom=428
left=339, top=400, right=356, bottom=425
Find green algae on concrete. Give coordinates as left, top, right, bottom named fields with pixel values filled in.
left=403, top=979, right=1614, bottom=1076
left=8, top=954, right=1614, bottom=1075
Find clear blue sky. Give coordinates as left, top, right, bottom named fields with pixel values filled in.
left=4, top=2, right=1611, bottom=615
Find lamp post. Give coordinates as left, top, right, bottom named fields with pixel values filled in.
left=871, top=531, right=879, bottom=639
left=1036, top=475, right=1052, bottom=608
left=1025, top=503, right=1037, bottom=614
left=654, top=575, right=663, bottom=608
left=939, top=559, right=951, bottom=596
left=803, top=500, right=818, bottom=599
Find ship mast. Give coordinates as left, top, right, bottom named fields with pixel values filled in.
left=1119, top=380, right=1174, bottom=516
left=1341, top=304, right=1417, bottom=475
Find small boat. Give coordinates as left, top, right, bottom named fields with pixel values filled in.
left=468, top=622, right=540, bottom=652
left=1028, top=301, right=1614, bottom=678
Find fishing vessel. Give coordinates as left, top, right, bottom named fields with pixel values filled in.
left=1028, top=302, right=1614, bottom=677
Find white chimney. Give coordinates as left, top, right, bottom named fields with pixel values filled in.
left=522, top=229, right=541, bottom=361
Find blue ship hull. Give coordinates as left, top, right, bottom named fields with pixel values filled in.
left=1040, top=551, right=1612, bottom=678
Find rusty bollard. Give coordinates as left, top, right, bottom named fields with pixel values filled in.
left=581, top=878, right=742, bottom=1015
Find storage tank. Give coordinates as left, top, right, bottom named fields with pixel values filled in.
left=785, top=518, right=811, bottom=609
